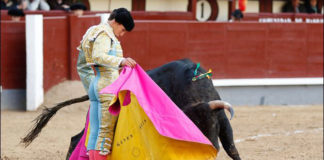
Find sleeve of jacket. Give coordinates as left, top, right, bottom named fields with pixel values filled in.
left=92, top=32, right=124, bottom=69
left=77, top=49, right=95, bottom=92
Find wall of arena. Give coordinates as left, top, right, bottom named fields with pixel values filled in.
left=1, top=11, right=323, bottom=109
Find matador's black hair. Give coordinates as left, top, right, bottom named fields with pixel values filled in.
left=108, top=8, right=134, bottom=31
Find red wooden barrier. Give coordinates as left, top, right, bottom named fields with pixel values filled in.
left=1, top=17, right=323, bottom=92
left=69, top=15, right=101, bottom=80
left=1, top=21, right=26, bottom=89
left=43, top=16, right=70, bottom=91
left=120, top=21, right=323, bottom=79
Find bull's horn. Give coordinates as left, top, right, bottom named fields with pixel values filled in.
left=208, top=100, right=235, bottom=120
left=223, top=101, right=234, bottom=120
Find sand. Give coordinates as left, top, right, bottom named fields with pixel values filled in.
left=1, top=80, right=323, bottom=160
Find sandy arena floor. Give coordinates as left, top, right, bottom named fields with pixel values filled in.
left=1, top=81, right=323, bottom=160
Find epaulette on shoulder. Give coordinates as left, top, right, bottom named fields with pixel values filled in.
left=88, top=25, right=105, bottom=42
left=88, top=24, right=116, bottom=42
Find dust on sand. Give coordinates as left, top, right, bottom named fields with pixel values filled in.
left=1, top=81, right=323, bottom=160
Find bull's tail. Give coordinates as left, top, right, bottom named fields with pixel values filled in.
left=21, top=95, right=89, bottom=147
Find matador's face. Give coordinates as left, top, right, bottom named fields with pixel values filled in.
left=113, top=22, right=127, bottom=38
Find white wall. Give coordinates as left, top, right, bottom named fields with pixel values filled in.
left=110, top=0, right=132, bottom=11
left=217, top=0, right=229, bottom=21
left=214, top=78, right=324, bottom=105
left=26, top=15, right=44, bottom=111
left=217, top=85, right=323, bottom=106
left=273, top=1, right=286, bottom=13
left=244, top=0, right=259, bottom=13
left=89, top=0, right=188, bottom=12
left=89, top=0, right=131, bottom=11
left=89, top=0, right=109, bottom=11
left=146, top=0, right=188, bottom=11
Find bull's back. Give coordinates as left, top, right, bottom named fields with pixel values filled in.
left=147, top=59, right=221, bottom=108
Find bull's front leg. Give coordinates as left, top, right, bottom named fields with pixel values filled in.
left=216, top=110, right=241, bottom=160
left=185, top=100, right=241, bottom=160
left=66, top=129, right=84, bottom=160
left=182, top=103, right=220, bottom=151
left=209, top=100, right=241, bottom=160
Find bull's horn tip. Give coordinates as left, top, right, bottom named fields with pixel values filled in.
left=229, top=107, right=234, bottom=120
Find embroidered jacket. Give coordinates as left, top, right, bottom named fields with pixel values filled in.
left=77, top=23, right=124, bottom=92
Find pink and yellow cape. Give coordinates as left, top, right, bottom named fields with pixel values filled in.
left=70, top=65, right=217, bottom=160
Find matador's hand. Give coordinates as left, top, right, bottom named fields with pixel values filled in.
left=121, top=57, right=137, bottom=68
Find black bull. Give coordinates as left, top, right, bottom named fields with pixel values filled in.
left=22, top=59, right=240, bottom=160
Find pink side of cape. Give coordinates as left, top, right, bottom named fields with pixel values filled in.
left=69, top=111, right=89, bottom=160
left=100, top=65, right=212, bottom=145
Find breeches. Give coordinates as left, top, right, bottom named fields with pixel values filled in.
left=87, top=71, right=118, bottom=154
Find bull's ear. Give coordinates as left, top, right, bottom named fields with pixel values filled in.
left=184, top=66, right=195, bottom=83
